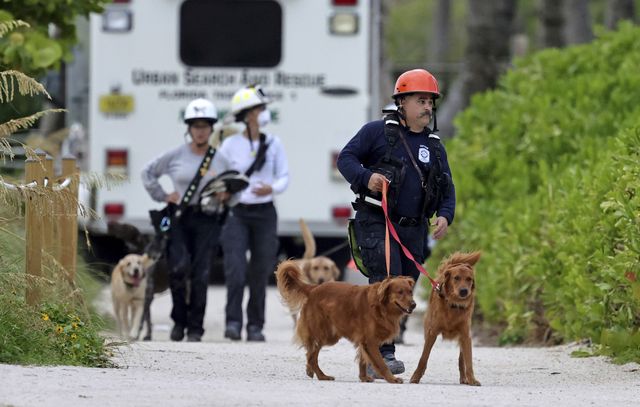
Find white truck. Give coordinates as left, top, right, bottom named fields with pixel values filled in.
left=71, top=0, right=382, bottom=275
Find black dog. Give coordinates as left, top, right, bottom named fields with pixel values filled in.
left=107, top=222, right=169, bottom=341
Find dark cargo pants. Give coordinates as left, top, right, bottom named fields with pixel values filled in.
left=352, top=207, right=428, bottom=356
left=167, top=207, right=221, bottom=337
left=221, top=202, right=279, bottom=332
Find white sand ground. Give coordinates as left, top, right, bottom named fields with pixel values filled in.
left=1, top=280, right=638, bottom=407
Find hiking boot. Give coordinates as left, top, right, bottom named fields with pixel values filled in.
left=187, top=333, right=202, bottom=342
left=246, top=325, right=265, bottom=342
left=224, top=324, right=241, bottom=341
left=366, top=354, right=405, bottom=378
left=170, top=324, right=185, bottom=342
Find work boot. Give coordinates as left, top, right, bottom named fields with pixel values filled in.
left=246, top=325, right=265, bottom=342
left=170, top=324, right=185, bottom=342
left=366, top=353, right=405, bottom=378
left=224, top=323, right=241, bottom=341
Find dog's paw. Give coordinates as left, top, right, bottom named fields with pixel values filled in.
left=387, top=376, right=403, bottom=384
left=317, top=375, right=335, bottom=381
left=359, top=375, right=374, bottom=383
left=409, top=376, right=421, bottom=384
left=461, top=377, right=481, bottom=386
left=306, top=365, right=314, bottom=378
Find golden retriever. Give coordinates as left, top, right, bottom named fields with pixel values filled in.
left=111, top=253, right=150, bottom=340
left=289, top=219, right=341, bottom=325
left=296, top=218, right=340, bottom=285
left=410, top=251, right=482, bottom=386
left=276, top=260, right=416, bottom=384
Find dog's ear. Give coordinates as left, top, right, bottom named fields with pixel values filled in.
left=443, top=270, right=451, bottom=295
left=406, top=276, right=415, bottom=289
left=331, top=264, right=340, bottom=281
left=301, top=260, right=312, bottom=279
left=112, top=258, right=125, bottom=278
left=377, top=279, right=392, bottom=303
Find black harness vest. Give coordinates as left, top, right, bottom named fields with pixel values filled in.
left=356, top=113, right=449, bottom=218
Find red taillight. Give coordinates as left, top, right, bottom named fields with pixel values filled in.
left=106, top=149, right=128, bottom=176
left=332, top=206, right=352, bottom=220
left=106, top=149, right=127, bottom=166
left=104, top=203, right=125, bottom=218
left=333, top=0, right=358, bottom=5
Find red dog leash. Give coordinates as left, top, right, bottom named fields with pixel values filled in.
left=381, top=181, right=439, bottom=289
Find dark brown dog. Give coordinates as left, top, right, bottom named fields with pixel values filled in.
left=410, top=251, right=481, bottom=386
left=276, top=260, right=416, bottom=384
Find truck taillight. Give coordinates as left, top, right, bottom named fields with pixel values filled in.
left=330, top=0, right=358, bottom=35
left=106, top=149, right=128, bottom=176
left=102, top=8, right=133, bottom=33
left=332, top=0, right=358, bottom=5
left=329, top=12, right=358, bottom=35
left=104, top=203, right=125, bottom=219
left=332, top=206, right=352, bottom=222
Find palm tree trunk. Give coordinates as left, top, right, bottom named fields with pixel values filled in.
left=564, top=0, right=593, bottom=45
left=605, top=0, right=636, bottom=29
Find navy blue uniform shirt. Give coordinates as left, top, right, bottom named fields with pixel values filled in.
left=337, top=120, right=455, bottom=223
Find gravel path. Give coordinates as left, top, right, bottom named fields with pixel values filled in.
left=1, top=284, right=638, bottom=407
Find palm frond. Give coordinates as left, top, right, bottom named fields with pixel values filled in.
left=0, top=70, right=52, bottom=103
left=0, top=20, right=29, bottom=38
left=0, top=109, right=65, bottom=138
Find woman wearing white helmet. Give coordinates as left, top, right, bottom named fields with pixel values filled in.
left=141, top=98, right=226, bottom=342
left=217, top=85, right=290, bottom=342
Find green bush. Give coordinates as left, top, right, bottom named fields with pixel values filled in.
left=0, top=214, right=113, bottom=367
left=435, top=22, right=640, bottom=362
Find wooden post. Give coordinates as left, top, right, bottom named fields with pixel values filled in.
left=25, top=155, right=44, bottom=306
left=59, top=156, right=79, bottom=282
left=43, top=155, right=55, bottom=260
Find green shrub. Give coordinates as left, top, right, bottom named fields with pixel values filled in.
left=0, top=215, right=113, bottom=367
left=434, top=23, right=640, bottom=362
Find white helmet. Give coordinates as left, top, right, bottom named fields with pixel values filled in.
left=230, top=85, right=271, bottom=115
left=184, top=98, right=218, bottom=124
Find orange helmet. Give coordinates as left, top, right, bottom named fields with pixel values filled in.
left=393, top=69, right=440, bottom=99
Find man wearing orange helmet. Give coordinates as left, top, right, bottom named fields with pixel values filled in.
left=337, top=69, right=456, bottom=378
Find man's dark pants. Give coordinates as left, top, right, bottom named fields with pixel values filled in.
left=353, top=207, right=426, bottom=356
left=221, top=202, right=279, bottom=332
left=167, top=208, right=221, bottom=337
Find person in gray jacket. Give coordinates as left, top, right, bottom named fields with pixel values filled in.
left=141, top=98, right=225, bottom=342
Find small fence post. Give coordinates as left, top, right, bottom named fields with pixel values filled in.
left=59, top=156, right=79, bottom=282
left=43, top=155, right=55, bottom=260
left=25, top=155, right=44, bottom=306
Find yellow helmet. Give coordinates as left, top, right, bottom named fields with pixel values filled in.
left=230, top=85, right=271, bottom=115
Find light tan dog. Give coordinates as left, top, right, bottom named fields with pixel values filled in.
left=111, top=253, right=150, bottom=340
left=290, top=219, right=340, bottom=325
left=276, top=260, right=416, bottom=384
left=296, top=218, right=340, bottom=285
left=410, top=251, right=482, bottom=386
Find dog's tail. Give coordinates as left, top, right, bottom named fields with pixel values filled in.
left=299, top=218, right=316, bottom=260
left=276, top=259, right=314, bottom=314
left=437, top=251, right=482, bottom=276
